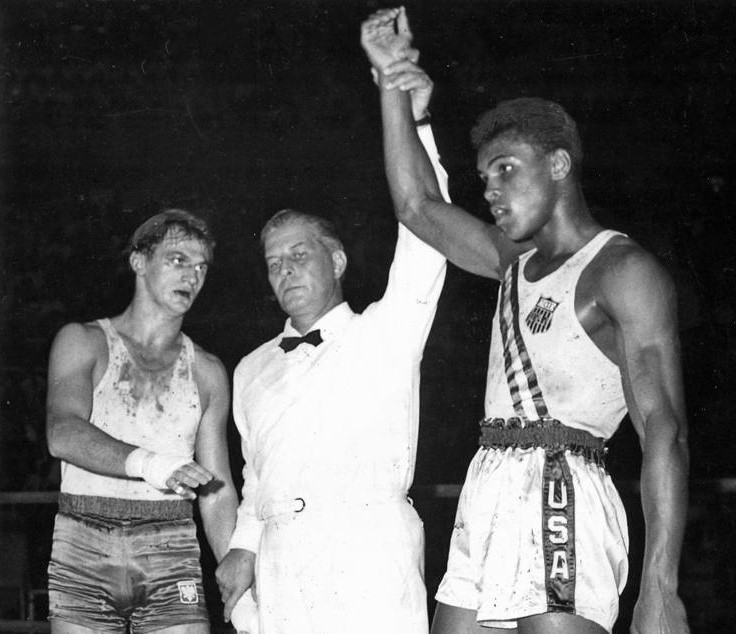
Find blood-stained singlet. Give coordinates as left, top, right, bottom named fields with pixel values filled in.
left=60, top=318, right=201, bottom=500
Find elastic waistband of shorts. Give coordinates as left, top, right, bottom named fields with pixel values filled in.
left=259, top=491, right=411, bottom=520
left=479, top=417, right=607, bottom=465
left=58, top=493, right=193, bottom=522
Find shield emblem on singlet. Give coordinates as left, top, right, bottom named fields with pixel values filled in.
left=526, top=296, right=560, bottom=334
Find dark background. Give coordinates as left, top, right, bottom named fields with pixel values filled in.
left=1, top=0, right=735, bottom=631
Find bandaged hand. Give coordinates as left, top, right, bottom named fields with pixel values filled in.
left=125, top=448, right=214, bottom=498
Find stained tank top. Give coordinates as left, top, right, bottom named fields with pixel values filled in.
left=60, top=318, right=202, bottom=499
left=484, top=230, right=627, bottom=439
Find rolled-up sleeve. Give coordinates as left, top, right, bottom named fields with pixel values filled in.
left=417, top=124, right=450, bottom=203
left=379, top=125, right=451, bottom=348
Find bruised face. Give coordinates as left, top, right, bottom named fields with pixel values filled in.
left=476, top=133, right=560, bottom=242
left=132, top=229, right=211, bottom=315
left=263, top=219, right=346, bottom=333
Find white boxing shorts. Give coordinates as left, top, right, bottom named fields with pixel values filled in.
left=436, top=443, right=629, bottom=633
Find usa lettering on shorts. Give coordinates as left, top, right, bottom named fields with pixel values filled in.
left=542, top=450, right=576, bottom=612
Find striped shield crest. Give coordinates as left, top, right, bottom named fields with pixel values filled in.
left=525, top=296, right=560, bottom=334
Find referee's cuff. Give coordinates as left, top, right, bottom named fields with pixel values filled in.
left=227, top=520, right=263, bottom=554
left=414, top=111, right=432, bottom=127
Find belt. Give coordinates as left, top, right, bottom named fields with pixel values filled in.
left=58, top=493, right=193, bottom=521
left=478, top=417, right=607, bottom=466
left=259, top=492, right=411, bottom=521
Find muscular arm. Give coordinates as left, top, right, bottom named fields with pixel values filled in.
left=360, top=9, right=527, bottom=279
left=46, top=322, right=136, bottom=475
left=600, top=247, right=690, bottom=633
left=194, top=350, right=238, bottom=562
left=379, top=77, right=512, bottom=279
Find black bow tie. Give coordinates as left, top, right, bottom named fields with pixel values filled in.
left=279, top=329, right=323, bottom=352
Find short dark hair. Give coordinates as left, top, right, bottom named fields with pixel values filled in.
left=260, top=209, right=344, bottom=255
left=471, top=98, right=583, bottom=171
left=128, top=209, right=215, bottom=260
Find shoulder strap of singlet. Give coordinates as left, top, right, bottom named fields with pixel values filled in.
left=565, top=229, right=625, bottom=272
left=499, top=261, right=549, bottom=420
left=96, top=317, right=113, bottom=336
left=90, top=318, right=121, bottom=395
left=180, top=332, right=196, bottom=372
left=95, top=317, right=121, bottom=352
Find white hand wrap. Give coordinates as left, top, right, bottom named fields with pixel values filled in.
left=124, top=448, right=192, bottom=490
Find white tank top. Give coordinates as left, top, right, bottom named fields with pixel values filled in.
left=484, top=230, right=627, bottom=439
left=60, top=318, right=202, bottom=499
